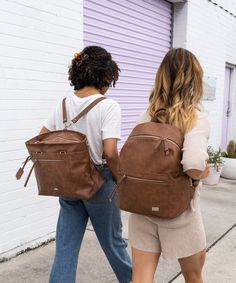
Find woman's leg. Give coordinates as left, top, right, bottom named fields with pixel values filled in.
left=84, top=167, right=132, bottom=283
left=132, top=247, right=161, bottom=283
left=178, top=249, right=206, bottom=283
left=49, top=198, right=89, bottom=283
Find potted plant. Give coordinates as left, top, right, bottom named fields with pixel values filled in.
left=221, top=140, right=236, bottom=179
left=202, top=146, right=224, bottom=185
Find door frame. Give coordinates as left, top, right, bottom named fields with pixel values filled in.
left=221, top=64, right=236, bottom=150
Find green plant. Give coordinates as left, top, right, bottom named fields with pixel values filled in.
left=207, top=146, right=224, bottom=171
left=221, top=140, right=236, bottom=158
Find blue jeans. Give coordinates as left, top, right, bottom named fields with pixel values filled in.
left=49, top=166, right=132, bottom=283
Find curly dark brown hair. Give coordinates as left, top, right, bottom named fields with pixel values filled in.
left=68, top=46, right=120, bottom=91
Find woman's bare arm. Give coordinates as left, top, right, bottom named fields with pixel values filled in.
left=103, top=138, right=119, bottom=182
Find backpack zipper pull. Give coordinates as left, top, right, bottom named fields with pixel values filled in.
left=109, top=175, right=127, bottom=202
left=16, top=155, right=32, bottom=180
left=24, top=161, right=37, bottom=187
left=163, top=138, right=170, bottom=156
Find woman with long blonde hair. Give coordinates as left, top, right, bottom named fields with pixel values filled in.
left=128, top=48, right=210, bottom=283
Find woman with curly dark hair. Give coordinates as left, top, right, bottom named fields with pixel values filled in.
left=40, top=46, right=132, bottom=283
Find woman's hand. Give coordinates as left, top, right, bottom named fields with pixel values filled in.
left=200, top=162, right=210, bottom=179
left=185, top=161, right=210, bottom=180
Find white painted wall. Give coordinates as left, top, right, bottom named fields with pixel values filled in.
left=1, top=0, right=236, bottom=258
left=173, top=0, right=236, bottom=148
left=210, top=0, right=236, bottom=15
left=0, top=0, right=83, bottom=258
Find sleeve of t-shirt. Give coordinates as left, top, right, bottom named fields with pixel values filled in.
left=181, top=111, right=210, bottom=172
left=44, top=101, right=60, bottom=131
left=101, top=101, right=121, bottom=140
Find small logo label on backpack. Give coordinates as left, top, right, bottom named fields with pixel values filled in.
left=152, top=207, right=159, bottom=211
left=53, top=188, right=59, bottom=191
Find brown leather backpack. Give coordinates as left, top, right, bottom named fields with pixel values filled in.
left=117, top=109, right=196, bottom=219
left=16, top=97, right=105, bottom=199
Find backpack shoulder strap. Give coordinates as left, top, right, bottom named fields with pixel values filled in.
left=62, top=96, right=106, bottom=125
left=62, top=98, right=67, bottom=123
left=72, top=97, right=106, bottom=124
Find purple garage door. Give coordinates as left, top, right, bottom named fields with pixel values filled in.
left=84, top=0, right=172, bottom=145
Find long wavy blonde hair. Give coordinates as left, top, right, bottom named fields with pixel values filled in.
left=148, top=48, right=203, bottom=133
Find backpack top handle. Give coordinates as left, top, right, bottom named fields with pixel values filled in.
left=151, top=108, right=170, bottom=124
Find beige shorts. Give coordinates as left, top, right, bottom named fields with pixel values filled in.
left=128, top=206, right=206, bottom=260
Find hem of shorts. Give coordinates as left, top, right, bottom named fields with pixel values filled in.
left=129, top=242, right=161, bottom=254
left=129, top=242, right=206, bottom=261
left=162, top=246, right=207, bottom=261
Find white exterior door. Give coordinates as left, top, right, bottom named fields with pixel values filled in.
left=222, top=66, right=235, bottom=150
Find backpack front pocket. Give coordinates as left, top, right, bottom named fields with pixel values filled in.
left=117, top=175, right=171, bottom=218
left=32, top=152, right=71, bottom=197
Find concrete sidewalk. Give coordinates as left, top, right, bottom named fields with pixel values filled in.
left=173, top=225, right=236, bottom=283
left=0, top=179, right=235, bottom=283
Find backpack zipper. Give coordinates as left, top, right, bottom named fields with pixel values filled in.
left=36, top=136, right=83, bottom=143
left=108, top=175, right=166, bottom=202
left=131, top=135, right=180, bottom=150
left=36, top=159, right=65, bottom=162
left=126, top=176, right=166, bottom=184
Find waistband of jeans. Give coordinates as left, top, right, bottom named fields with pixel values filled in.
left=95, top=163, right=108, bottom=170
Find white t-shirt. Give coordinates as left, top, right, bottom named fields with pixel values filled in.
left=44, top=93, right=121, bottom=165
